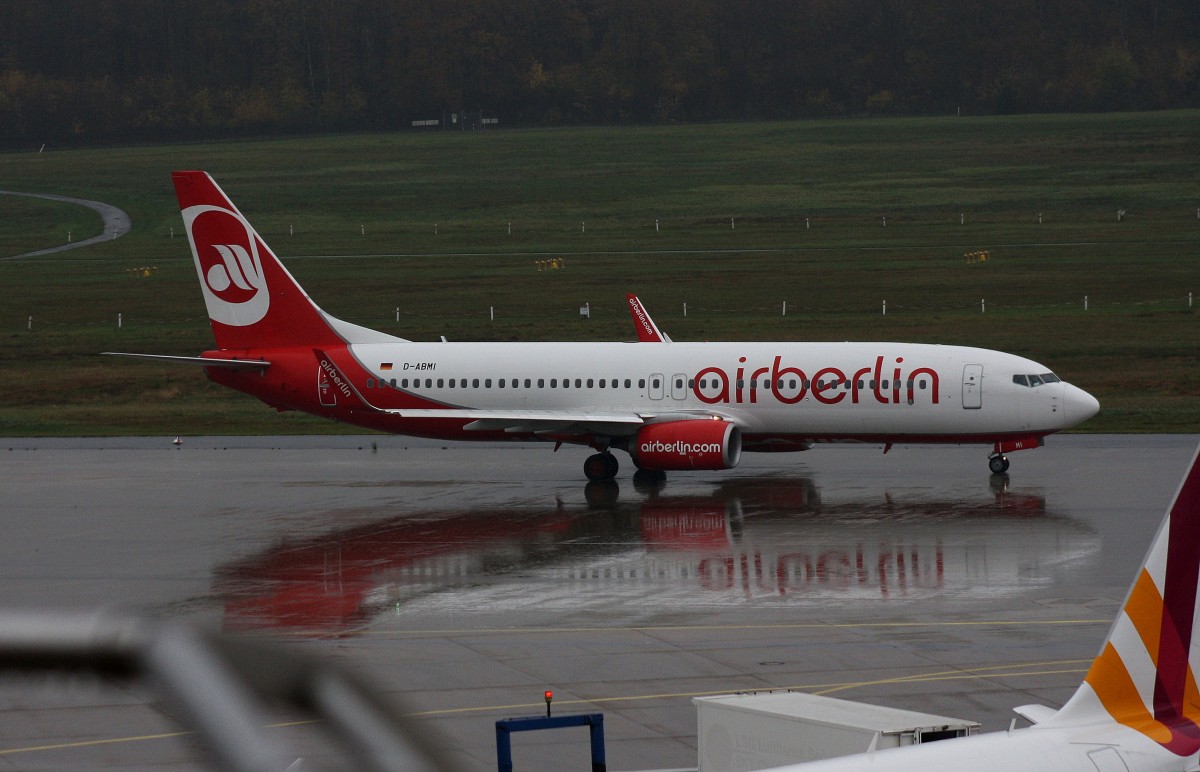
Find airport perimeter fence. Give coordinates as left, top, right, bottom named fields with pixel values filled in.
left=14, top=292, right=1198, bottom=332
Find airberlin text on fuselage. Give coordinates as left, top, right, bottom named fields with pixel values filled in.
left=320, top=359, right=353, bottom=399
left=693, top=355, right=940, bottom=406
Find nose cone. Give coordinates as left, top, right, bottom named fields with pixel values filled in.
left=1063, top=383, right=1100, bottom=426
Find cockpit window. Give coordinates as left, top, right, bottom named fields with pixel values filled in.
left=1013, top=372, right=1061, bottom=388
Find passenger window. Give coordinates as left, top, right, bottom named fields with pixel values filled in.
left=401, top=379, right=408, bottom=388
left=551, top=379, right=558, bottom=388
left=586, top=379, right=593, bottom=388
left=437, top=379, right=444, bottom=388
left=448, top=379, right=455, bottom=388
left=575, top=379, right=582, bottom=388
left=473, top=379, right=480, bottom=388
left=367, top=378, right=374, bottom=388
left=599, top=379, right=606, bottom=388
left=638, top=379, right=645, bottom=388
left=538, top=379, right=545, bottom=388
left=525, top=379, right=532, bottom=388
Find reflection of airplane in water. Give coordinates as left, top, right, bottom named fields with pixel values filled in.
left=213, top=477, right=1097, bottom=636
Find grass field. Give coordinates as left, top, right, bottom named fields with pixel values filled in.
left=2, top=112, right=1198, bottom=436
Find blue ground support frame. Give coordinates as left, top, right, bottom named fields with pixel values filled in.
left=495, top=713, right=605, bottom=772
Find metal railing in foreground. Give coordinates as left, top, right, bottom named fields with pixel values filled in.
left=0, top=611, right=455, bottom=772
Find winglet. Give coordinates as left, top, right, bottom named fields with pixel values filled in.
left=626, top=294, right=671, bottom=343
left=1047, top=445, right=1200, bottom=756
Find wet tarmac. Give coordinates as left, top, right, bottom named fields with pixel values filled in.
left=1, top=434, right=1196, bottom=770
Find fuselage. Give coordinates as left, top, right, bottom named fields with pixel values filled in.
left=761, top=718, right=1189, bottom=772
left=211, top=339, right=1099, bottom=447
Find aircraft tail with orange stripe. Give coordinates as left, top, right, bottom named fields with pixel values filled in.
left=1045, top=445, right=1200, bottom=756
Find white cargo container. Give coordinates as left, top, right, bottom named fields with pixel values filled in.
left=694, top=691, right=979, bottom=771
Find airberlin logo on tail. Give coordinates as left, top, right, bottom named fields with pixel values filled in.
left=182, top=204, right=269, bottom=327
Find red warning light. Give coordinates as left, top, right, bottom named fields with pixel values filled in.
left=545, top=689, right=553, bottom=717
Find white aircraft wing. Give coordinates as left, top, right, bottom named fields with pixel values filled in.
left=386, top=408, right=732, bottom=435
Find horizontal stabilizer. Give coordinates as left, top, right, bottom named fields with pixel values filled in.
left=1012, top=704, right=1057, bottom=725
left=102, top=352, right=270, bottom=370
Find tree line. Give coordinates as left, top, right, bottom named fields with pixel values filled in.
left=1, top=0, right=1196, bottom=147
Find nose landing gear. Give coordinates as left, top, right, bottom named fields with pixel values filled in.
left=988, top=453, right=1010, bottom=475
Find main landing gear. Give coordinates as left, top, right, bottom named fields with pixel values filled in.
left=584, top=452, right=620, bottom=481
left=988, top=453, right=1010, bottom=475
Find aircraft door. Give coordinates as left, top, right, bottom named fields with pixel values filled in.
left=962, top=364, right=982, bottom=409
left=649, top=373, right=665, bottom=400
left=671, top=373, right=688, bottom=400
left=318, top=364, right=337, bottom=407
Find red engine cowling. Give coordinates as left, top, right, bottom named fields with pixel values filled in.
left=632, top=420, right=742, bottom=471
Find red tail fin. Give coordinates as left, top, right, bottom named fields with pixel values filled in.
left=626, top=294, right=671, bottom=343
left=172, top=171, right=344, bottom=351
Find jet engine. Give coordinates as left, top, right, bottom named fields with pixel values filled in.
left=631, top=420, right=742, bottom=471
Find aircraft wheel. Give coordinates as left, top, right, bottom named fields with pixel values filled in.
left=584, top=452, right=618, bottom=481
left=988, top=454, right=1010, bottom=474
left=632, top=468, right=667, bottom=490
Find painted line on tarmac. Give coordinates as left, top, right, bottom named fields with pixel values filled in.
left=328, top=617, right=1111, bottom=639
left=0, top=658, right=1090, bottom=757
left=0, top=719, right=315, bottom=758
left=401, top=657, right=1094, bottom=717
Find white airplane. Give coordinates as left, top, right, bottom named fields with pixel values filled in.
left=108, top=171, right=1099, bottom=481
left=761, top=444, right=1200, bottom=772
